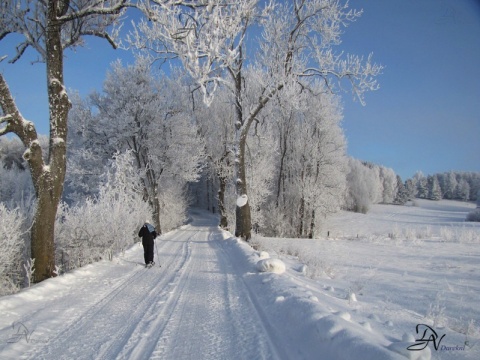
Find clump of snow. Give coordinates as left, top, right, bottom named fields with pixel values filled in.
left=52, top=137, right=65, bottom=145
left=236, top=194, right=248, bottom=207
left=257, top=251, right=270, bottom=259
left=297, top=264, right=307, bottom=274
left=256, top=258, right=286, bottom=274
left=347, top=292, right=357, bottom=302
left=362, top=321, right=372, bottom=331
left=337, top=311, right=351, bottom=321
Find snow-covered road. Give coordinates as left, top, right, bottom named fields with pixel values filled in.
left=1, top=212, right=285, bottom=360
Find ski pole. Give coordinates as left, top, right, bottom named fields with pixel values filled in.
left=155, top=239, right=159, bottom=266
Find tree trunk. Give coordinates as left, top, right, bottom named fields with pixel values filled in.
left=152, top=193, right=162, bottom=235
left=217, top=172, right=228, bottom=229
left=31, top=182, right=58, bottom=281
left=232, top=63, right=252, bottom=241
left=308, top=209, right=315, bottom=239
left=235, top=130, right=252, bottom=241
left=298, top=196, right=305, bottom=237
left=30, top=0, right=71, bottom=282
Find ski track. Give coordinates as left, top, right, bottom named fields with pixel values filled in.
left=16, top=219, right=282, bottom=360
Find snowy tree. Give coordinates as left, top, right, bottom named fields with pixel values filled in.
left=0, top=204, right=27, bottom=295
left=55, top=151, right=151, bottom=270
left=0, top=0, right=132, bottom=282
left=264, top=82, right=347, bottom=237
left=416, top=176, right=428, bottom=199
left=427, top=175, right=442, bottom=201
left=380, top=167, right=397, bottom=204
left=72, top=59, right=204, bottom=232
left=404, top=179, right=416, bottom=201
left=193, top=88, right=236, bottom=229
left=455, top=178, right=470, bottom=202
left=64, top=93, right=107, bottom=204
left=466, top=190, right=480, bottom=222
left=132, top=0, right=382, bottom=240
left=442, top=171, right=458, bottom=199
left=345, top=159, right=381, bottom=214
left=393, top=175, right=409, bottom=205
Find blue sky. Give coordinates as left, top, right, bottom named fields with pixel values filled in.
left=1, top=0, right=479, bottom=180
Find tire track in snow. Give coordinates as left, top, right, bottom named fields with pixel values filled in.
left=110, top=231, right=197, bottom=360
left=19, top=264, right=149, bottom=360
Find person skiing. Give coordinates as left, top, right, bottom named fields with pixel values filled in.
left=138, top=220, right=157, bottom=267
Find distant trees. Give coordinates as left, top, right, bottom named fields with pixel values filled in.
left=412, top=171, right=480, bottom=202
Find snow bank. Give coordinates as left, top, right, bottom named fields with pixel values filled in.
left=221, top=233, right=407, bottom=360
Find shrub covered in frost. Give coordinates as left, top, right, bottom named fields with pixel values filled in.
left=55, top=151, right=151, bottom=271
left=0, top=204, right=27, bottom=295
left=466, top=209, right=480, bottom=222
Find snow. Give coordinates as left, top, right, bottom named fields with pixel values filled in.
left=256, top=258, right=286, bottom=274
left=0, top=200, right=479, bottom=359
left=236, top=194, right=248, bottom=207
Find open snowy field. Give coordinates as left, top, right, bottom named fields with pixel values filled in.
left=0, top=200, right=478, bottom=359
left=255, top=199, right=480, bottom=359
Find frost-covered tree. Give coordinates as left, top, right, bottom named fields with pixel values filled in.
left=404, top=179, right=416, bottom=201
left=466, top=190, right=480, bottom=222
left=427, top=175, right=442, bottom=201
left=455, top=178, right=470, bottom=202
left=55, top=151, right=151, bottom=270
left=345, top=159, right=380, bottom=213
left=64, top=93, right=106, bottom=204
left=70, top=59, right=204, bottom=232
left=441, top=171, right=458, bottom=199
left=380, top=167, right=397, bottom=204
left=132, top=0, right=382, bottom=240
left=264, top=82, right=347, bottom=237
left=193, top=88, right=236, bottom=229
left=394, top=175, right=409, bottom=205
left=416, top=174, right=428, bottom=199
left=0, top=204, right=27, bottom=295
left=0, top=136, right=46, bottom=207
left=0, top=0, right=133, bottom=282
